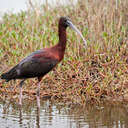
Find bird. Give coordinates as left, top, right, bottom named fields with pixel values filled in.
left=1, top=17, right=86, bottom=108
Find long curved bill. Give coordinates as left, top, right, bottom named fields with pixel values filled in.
left=67, top=20, right=87, bottom=48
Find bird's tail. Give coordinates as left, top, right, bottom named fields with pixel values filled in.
left=1, top=66, right=18, bottom=82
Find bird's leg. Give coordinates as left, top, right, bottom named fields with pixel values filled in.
left=19, top=79, right=25, bottom=106
left=36, top=77, right=42, bottom=108
left=36, top=82, right=40, bottom=108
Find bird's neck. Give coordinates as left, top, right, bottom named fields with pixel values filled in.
left=55, top=26, right=67, bottom=61
left=58, top=26, right=67, bottom=52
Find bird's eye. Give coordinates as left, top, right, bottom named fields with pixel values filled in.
left=64, top=19, right=67, bottom=23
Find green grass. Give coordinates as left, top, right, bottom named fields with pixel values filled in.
left=0, top=0, right=128, bottom=104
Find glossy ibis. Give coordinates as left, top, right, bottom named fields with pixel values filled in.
left=1, top=17, right=86, bottom=108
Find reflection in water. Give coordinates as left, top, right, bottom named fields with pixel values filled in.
left=0, top=99, right=128, bottom=128
left=36, top=106, right=40, bottom=128
left=19, top=105, right=23, bottom=126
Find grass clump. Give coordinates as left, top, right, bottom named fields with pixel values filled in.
left=0, top=0, right=128, bottom=104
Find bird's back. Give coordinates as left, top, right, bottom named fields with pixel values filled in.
left=1, top=49, right=59, bottom=81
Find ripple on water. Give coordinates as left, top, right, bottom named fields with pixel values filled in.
left=0, top=100, right=128, bottom=128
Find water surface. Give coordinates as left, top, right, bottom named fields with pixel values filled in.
left=0, top=99, right=128, bottom=128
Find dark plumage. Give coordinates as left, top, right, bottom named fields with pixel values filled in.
left=1, top=50, right=58, bottom=81
left=1, top=17, right=85, bottom=107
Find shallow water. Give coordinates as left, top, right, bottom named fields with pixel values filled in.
left=0, top=99, right=128, bottom=128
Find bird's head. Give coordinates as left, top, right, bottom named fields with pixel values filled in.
left=59, top=17, right=87, bottom=47
left=59, top=17, right=72, bottom=28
